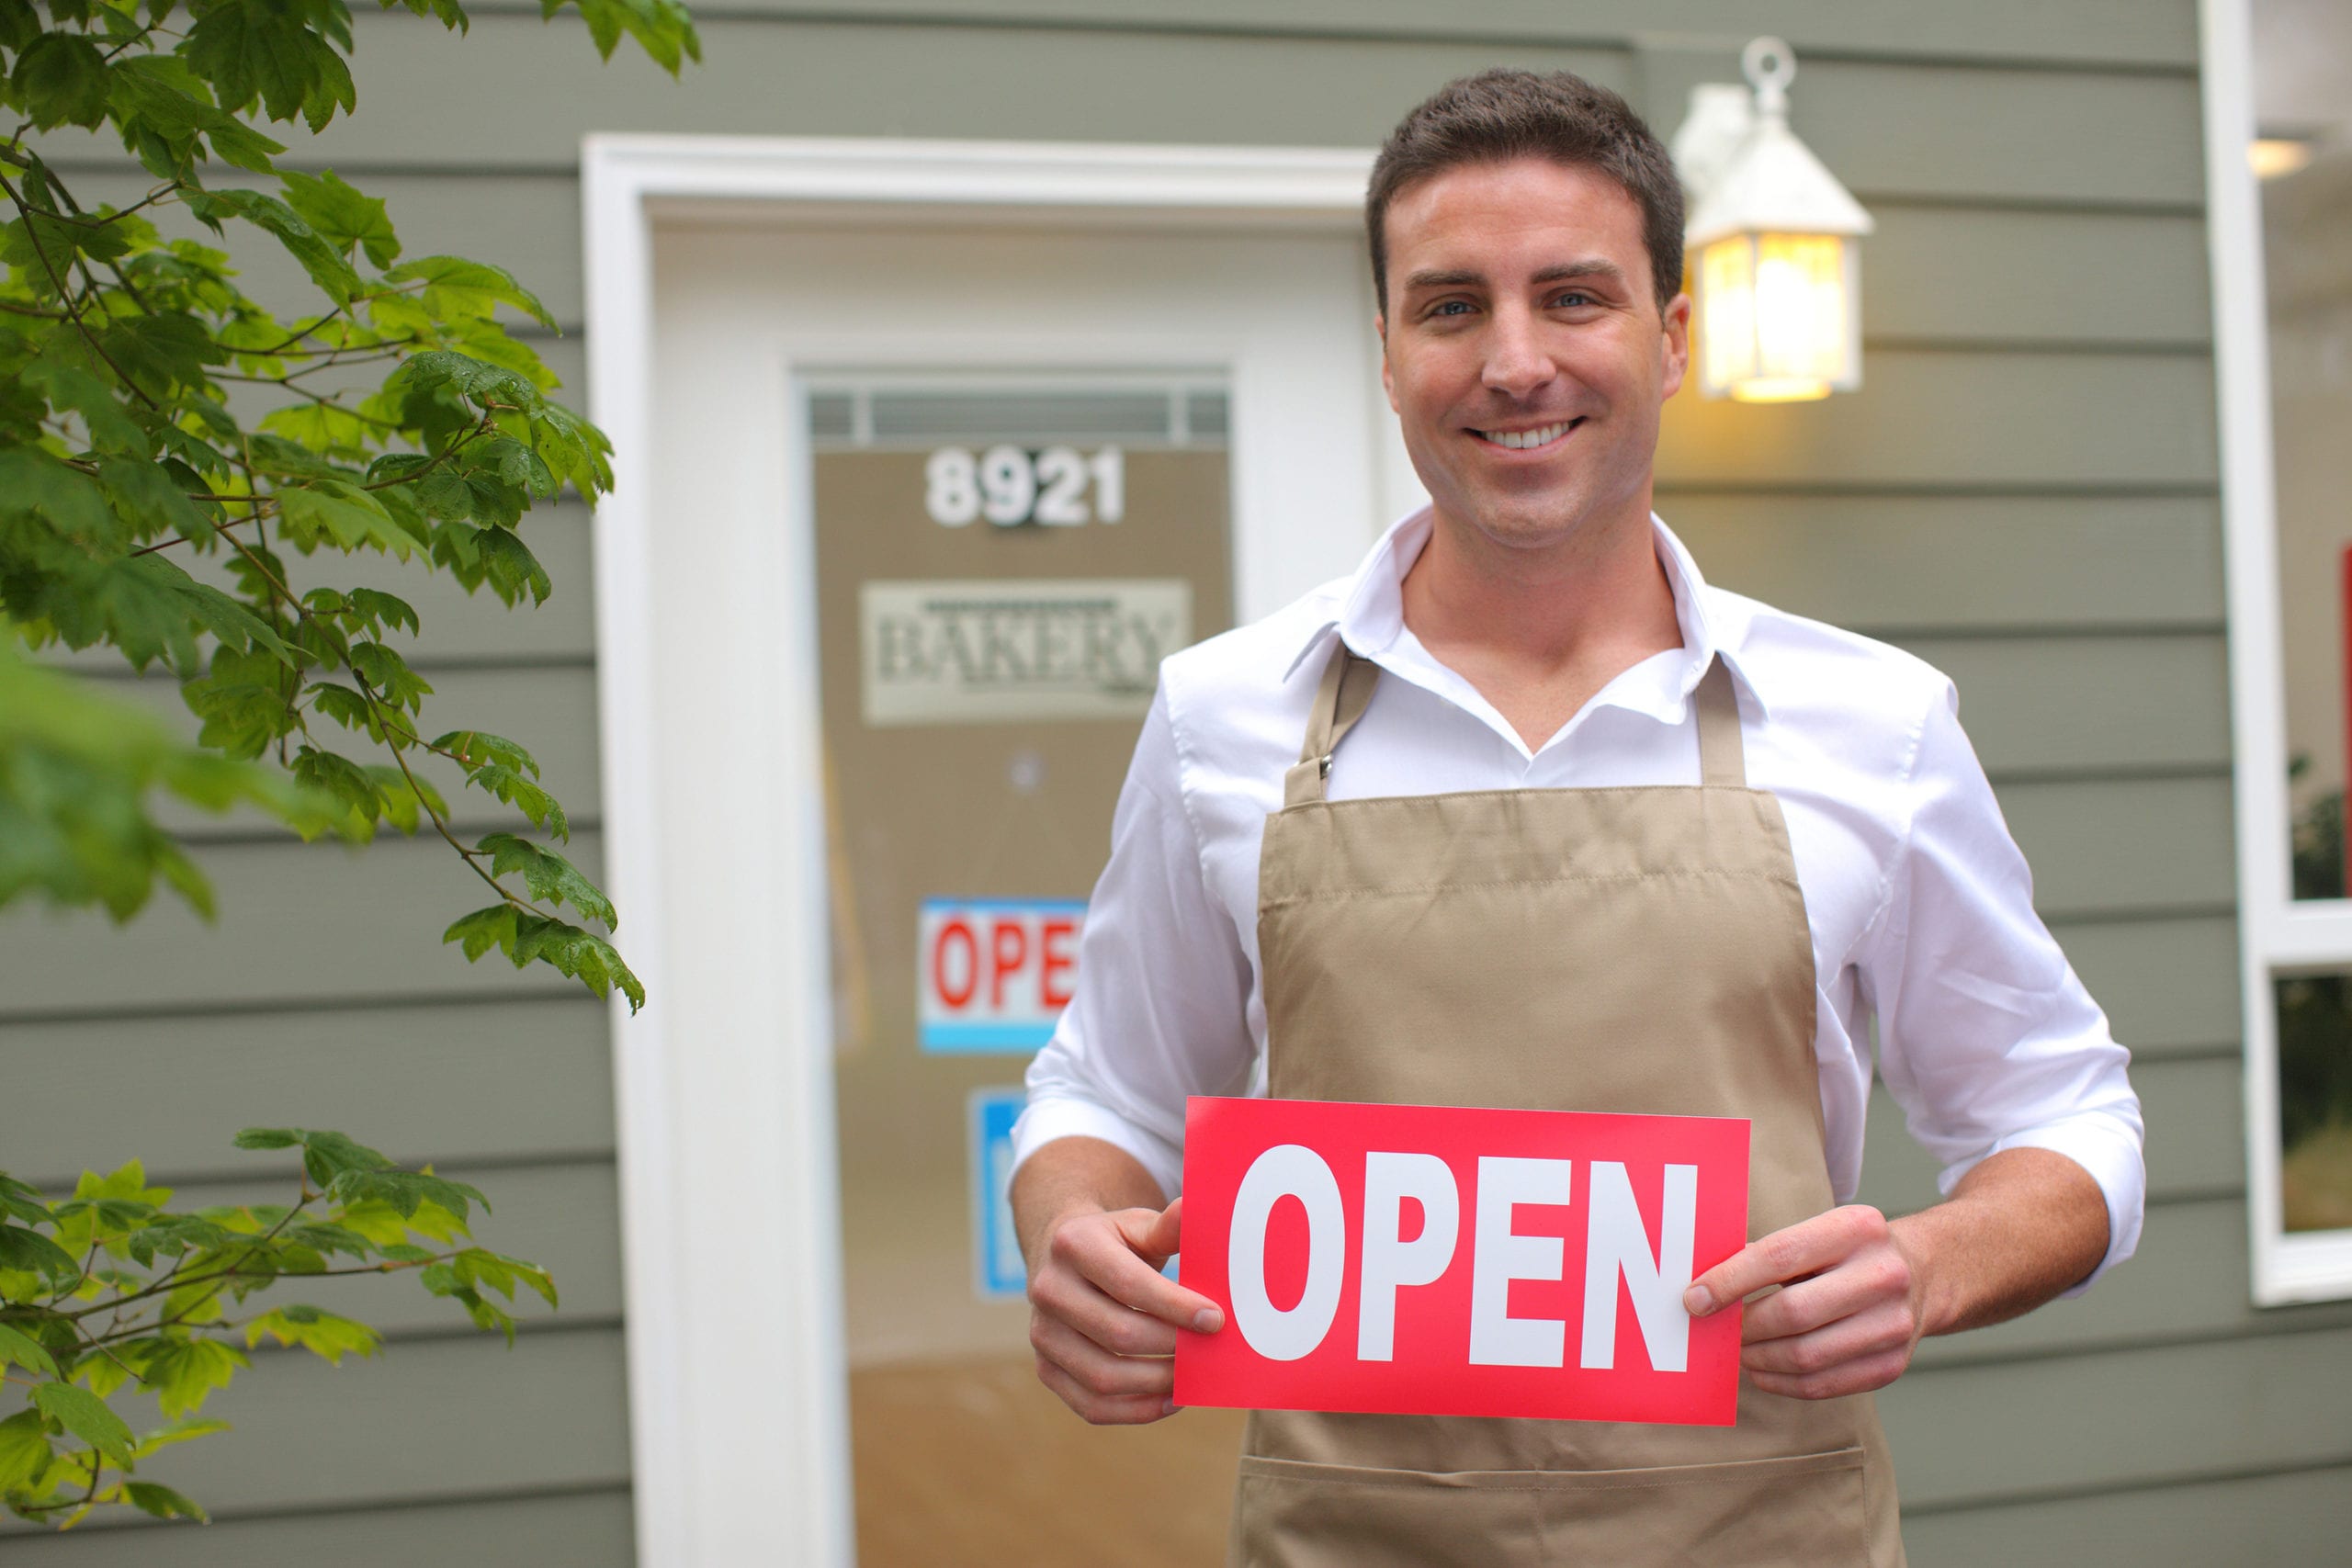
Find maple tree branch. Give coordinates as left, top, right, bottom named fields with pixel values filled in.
left=0, top=169, right=164, bottom=414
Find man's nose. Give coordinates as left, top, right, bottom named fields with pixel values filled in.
left=1479, top=305, right=1556, bottom=400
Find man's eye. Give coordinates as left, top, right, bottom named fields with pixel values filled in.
left=1551, top=291, right=1594, bottom=309
left=1430, top=300, right=1473, bottom=318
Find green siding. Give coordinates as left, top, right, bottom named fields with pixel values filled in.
left=2056, top=915, right=2242, bottom=1057
left=1883, top=1326, right=2352, bottom=1510
left=2003, top=777, right=2234, bottom=918
left=458, top=0, right=2197, bottom=72
left=5, top=0, right=2272, bottom=1558
left=1901, top=636, right=2231, bottom=775
left=1861, top=1056, right=2245, bottom=1218
left=0, top=1490, right=635, bottom=1567
left=1657, top=349, right=2218, bottom=490
left=6, top=997, right=613, bottom=1184
left=1903, top=1464, right=2352, bottom=1568
left=0, top=1329, right=629, bottom=1532
left=1674, top=496, right=2223, bottom=634
left=2, top=835, right=603, bottom=1014
left=1905, top=1201, right=2352, bottom=1368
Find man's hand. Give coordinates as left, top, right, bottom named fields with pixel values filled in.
left=1026, top=1196, right=1227, bottom=1425
left=1681, top=1146, right=2112, bottom=1401
left=1682, top=1204, right=1927, bottom=1400
left=1012, top=1135, right=1226, bottom=1425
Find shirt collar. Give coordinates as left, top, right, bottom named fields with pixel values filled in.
left=1282, top=506, right=1770, bottom=725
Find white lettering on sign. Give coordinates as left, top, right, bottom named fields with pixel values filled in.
left=1174, top=1096, right=1746, bottom=1426
left=1228, top=1145, right=1347, bottom=1362
left=861, top=579, right=1191, bottom=727
left=1216, top=1145, right=1710, bottom=1373
left=1468, top=1156, right=1577, bottom=1369
left=1357, top=1152, right=1459, bottom=1362
left=924, top=446, right=1125, bottom=527
left=917, top=899, right=1084, bottom=1054
left=1580, top=1161, right=1698, bottom=1372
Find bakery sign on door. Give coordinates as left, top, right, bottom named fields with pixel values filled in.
left=861, top=579, right=1191, bottom=727
left=919, top=898, right=1086, bottom=1053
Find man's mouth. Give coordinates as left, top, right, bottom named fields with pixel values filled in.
left=1472, top=419, right=1583, bottom=451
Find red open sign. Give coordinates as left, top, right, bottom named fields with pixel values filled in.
left=917, top=898, right=1083, bottom=1053
left=1174, top=1096, right=1749, bottom=1427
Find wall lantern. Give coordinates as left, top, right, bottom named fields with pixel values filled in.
left=1671, top=38, right=1873, bottom=403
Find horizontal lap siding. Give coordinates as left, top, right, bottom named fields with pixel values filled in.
left=1882, top=1326, right=2352, bottom=1510
left=440, top=0, right=2199, bottom=71
left=0, top=1330, right=631, bottom=1540
left=0, top=832, right=605, bottom=1015
left=1899, top=1464, right=2352, bottom=1568
left=6, top=997, right=614, bottom=1185
left=10, top=1, right=2259, bottom=1562
left=0, top=1489, right=636, bottom=1566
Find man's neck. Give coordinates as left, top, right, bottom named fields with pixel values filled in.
left=1398, top=503, right=1685, bottom=751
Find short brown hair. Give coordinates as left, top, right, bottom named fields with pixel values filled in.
left=1367, top=69, right=1685, bottom=314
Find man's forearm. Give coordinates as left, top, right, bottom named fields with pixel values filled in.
left=1011, top=1134, right=1169, bottom=1273
left=1892, top=1145, right=2111, bottom=1337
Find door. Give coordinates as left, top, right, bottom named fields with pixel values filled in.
left=637, top=205, right=1405, bottom=1565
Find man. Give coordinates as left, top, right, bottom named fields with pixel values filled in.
left=1010, top=69, right=2143, bottom=1565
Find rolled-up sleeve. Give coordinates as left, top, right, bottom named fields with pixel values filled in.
left=1863, top=680, right=2146, bottom=1291
left=1012, top=684, right=1257, bottom=1200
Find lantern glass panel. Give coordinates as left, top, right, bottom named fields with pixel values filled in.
left=1696, top=232, right=1853, bottom=402
left=1697, top=235, right=1758, bottom=393
left=1752, top=232, right=1849, bottom=383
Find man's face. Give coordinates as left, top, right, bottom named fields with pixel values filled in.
left=1378, top=157, right=1690, bottom=556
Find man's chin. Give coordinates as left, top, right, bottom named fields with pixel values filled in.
left=1440, top=491, right=1605, bottom=553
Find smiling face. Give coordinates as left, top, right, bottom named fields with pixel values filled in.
left=1379, top=156, right=1690, bottom=561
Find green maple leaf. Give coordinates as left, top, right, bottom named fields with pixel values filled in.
left=33, top=1383, right=135, bottom=1467
left=476, top=831, right=616, bottom=928
left=279, top=169, right=400, bottom=267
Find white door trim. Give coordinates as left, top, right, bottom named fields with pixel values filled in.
left=581, top=135, right=1383, bottom=1568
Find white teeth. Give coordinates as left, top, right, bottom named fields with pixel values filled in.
left=1480, top=422, right=1573, bottom=449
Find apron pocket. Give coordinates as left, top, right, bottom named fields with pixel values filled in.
left=1234, top=1444, right=1867, bottom=1568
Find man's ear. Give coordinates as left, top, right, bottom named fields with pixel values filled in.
left=1659, top=292, right=1692, bottom=400
left=1376, top=312, right=1400, bottom=414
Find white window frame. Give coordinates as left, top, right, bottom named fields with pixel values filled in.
left=2203, top=0, right=2352, bottom=1303
left=579, top=135, right=1397, bottom=1567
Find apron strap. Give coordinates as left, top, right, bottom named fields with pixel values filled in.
left=1283, top=639, right=1379, bottom=807
left=1693, top=655, right=1747, bottom=789
left=1286, top=643, right=1744, bottom=801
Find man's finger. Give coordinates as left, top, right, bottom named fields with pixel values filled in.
left=1683, top=1206, right=1887, bottom=1317
left=1738, top=1300, right=1915, bottom=1377
left=1068, top=1212, right=1224, bottom=1333
left=1746, top=1345, right=1913, bottom=1402
left=1030, top=1314, right=1178, bottom=1400
left=1138, top=1195, right=1185, bottom=1261
left=1031, top=1265, right=1184, bottom=1358
left=1741, top=1250, right=1912, bottom=1344
left=1035, top=1357, right=1176, bottom=1426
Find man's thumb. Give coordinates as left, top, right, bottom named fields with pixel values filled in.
left=1144, top=1196, right=1184, bottom=1260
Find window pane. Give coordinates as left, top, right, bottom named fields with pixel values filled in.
left=2274, top=974, right=2352, bottom=1229
left=2257, top=1, right=2352, bottom=898
left=807, top=374, right=1243, bottom=1562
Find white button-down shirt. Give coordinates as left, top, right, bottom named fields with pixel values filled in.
left=1014, top=509, right=2145, bottom=1285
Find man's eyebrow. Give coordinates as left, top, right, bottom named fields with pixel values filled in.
left=1398, top=260, right=1630, bottom=292
left=1400, top=267, right=1484, bottom=291
left=1531, top=260, right=1629, bottom=287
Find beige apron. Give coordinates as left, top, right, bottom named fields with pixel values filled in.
left=1231, top=643, right=1904, bottom=1567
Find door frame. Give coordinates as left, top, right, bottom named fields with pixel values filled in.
left=580, top=135, right=1392, bottom=1566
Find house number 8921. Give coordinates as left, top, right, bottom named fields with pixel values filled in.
left=924, top=446, right=1125, bottom=527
